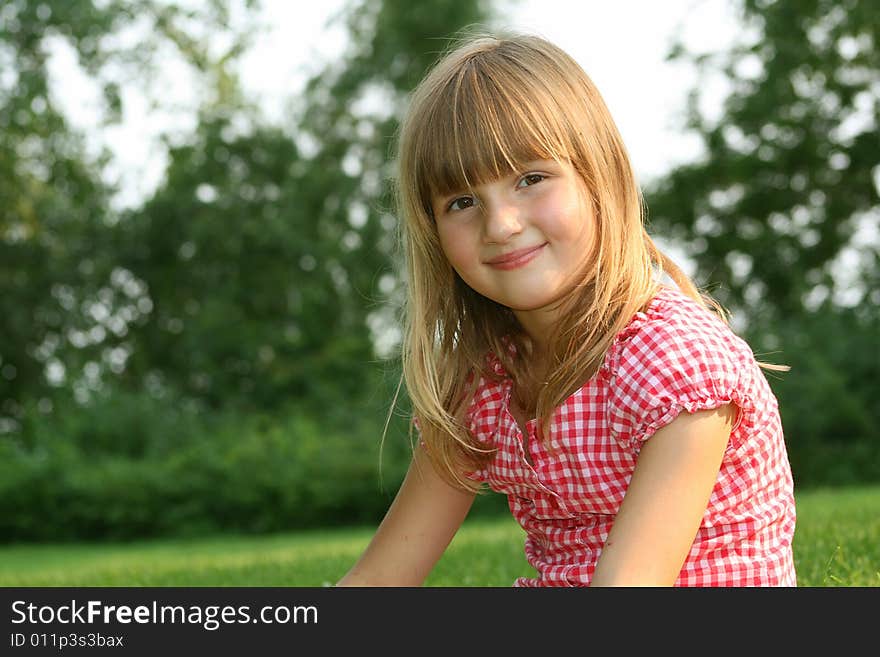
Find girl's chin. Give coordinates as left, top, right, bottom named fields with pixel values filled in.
left=503, top=297, right=566, bottom=315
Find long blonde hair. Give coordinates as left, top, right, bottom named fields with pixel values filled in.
left=395, top=31, right=726, bottom=490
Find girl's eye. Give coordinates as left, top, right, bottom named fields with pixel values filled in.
left=447, top=196, right=476, bottom=212
left=517, top=173, right=546, bottom=188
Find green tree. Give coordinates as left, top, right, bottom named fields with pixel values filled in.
left=118, top=0, right=495, bottom=418
left=1, top=0, right=507, bottom=542
left=647, top=0, right=878, bottom=319
left=0, top=0, right=260, bottom=431
left=1, top=0, right=114, bottom=430
left=645, top=0, right=879, bottom=483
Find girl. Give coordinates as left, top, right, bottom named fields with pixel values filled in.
left=337, top=32, right=796, bottom=587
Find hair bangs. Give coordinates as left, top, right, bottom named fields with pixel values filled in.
left=415, top=53, right=575, bottom=215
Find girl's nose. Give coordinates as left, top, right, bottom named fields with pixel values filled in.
left=482, top=201, right=522, bottom=244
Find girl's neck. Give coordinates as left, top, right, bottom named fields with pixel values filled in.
left=513, top=308, right=556, bottom=354
left=511, top=340, right=551, bottom=418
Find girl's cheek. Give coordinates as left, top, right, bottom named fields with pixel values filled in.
left=437, top=234, right=464, bottom=270
left=558, top=198, right=594, bottom=242
left=437, top=226, right=473, bottom=264
left=538, top=207, right=577, bottom=242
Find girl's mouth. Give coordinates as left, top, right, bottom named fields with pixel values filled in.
left=485, top=243, right=547, bottom=270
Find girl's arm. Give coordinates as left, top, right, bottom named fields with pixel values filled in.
left=590, top=403, right=737, bottom=586
left=336, top=443, right=477, bottom=586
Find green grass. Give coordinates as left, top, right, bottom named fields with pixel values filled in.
left=790, top=485, right=880, bottom=586
left=1, top=485, right=877, bottom=587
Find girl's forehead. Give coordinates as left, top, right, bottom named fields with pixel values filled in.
left=420, top=138, right=564, bottom=199
left=407, top=44, right=589, bottom=207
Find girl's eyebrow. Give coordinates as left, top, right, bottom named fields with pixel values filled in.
left=518, top=158, right=562, bottom=171
left=430, top=191, right=464, bottom=215
left=497, top=161, right=556, bottom=178
left=434, top=188, right=467, bottom=204
left=432, top=162, right=556, bottom=203
left=431, top=159, right=565, bottom=199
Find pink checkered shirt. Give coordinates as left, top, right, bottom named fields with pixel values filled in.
left=463, top=286, right=797, bottom=586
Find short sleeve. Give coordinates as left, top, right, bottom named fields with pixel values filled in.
left=605, top=308, right=757, bottom=455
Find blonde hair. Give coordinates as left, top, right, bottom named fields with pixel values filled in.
left=394, top=31, right=729, bottom=491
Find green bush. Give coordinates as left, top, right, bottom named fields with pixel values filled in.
left=1, top=323, right=875, bottom=543
left=0, top=387, right=413, bottom=541
left=751, top=307, right=880, bottom=489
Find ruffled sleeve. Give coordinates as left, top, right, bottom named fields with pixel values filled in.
left=605, top=297, right=759, bottom=455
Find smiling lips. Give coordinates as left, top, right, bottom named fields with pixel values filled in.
left=484, top=243, right=547, bottom=270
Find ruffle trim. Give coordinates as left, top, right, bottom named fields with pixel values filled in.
left=614, top=392, right=753, bottom=456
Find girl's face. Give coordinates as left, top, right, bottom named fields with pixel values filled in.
left=431, top=159, right=595, bottom=339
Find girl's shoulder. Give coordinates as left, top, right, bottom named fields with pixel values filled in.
left=602, top=286, right=773, bottom=452
left=610, top=285, right=749, bottom=359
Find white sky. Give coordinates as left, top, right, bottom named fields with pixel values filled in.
left=50, top=0, right=742, bottom=210
left=240, top=0, right=740, bottom=180
left=40, top=0, right=878, bottom=315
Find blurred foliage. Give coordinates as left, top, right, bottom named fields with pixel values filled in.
left=1, top=0, right=876, bottom=542
left=0, top=0, right=260, bottom=426
left=0, top=388, right=402, bottom=540
left=645, top=0, right=880, bottom=485
left=1, top=0, right=504, bottom=541
left=766, top=304, right=880, bottom=486
left=648, top=0, right=878, bottom=318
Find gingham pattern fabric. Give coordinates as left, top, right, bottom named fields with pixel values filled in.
left=463, top=286, right=797, bottom=587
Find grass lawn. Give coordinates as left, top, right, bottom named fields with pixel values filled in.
left=0, top=485, right=877, bottom=587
